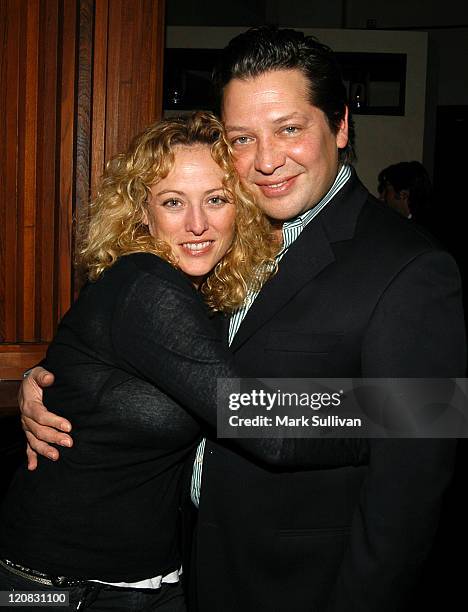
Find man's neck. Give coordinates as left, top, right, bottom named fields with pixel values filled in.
left=267, top=162, right=344, bottom=237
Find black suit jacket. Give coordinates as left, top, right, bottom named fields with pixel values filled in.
left=194, top=172, right=466, bottom=612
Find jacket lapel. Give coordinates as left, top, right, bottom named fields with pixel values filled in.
left=229, top=171, right=369, bottom=353
left=230, top=219, right=335, bottom=352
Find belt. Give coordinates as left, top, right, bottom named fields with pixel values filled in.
left=0, top=558, right=94, bottom=588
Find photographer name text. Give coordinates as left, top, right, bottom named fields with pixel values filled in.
left=228, top=415, right=362, bottom=428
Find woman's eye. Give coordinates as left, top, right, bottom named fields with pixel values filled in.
left=231, top=136, right=252, bottom=146
left=207, top=196, right=227, bottom=206
left=163, top=199, right=182, bottom=208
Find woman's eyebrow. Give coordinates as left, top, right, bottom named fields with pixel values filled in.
left=155, top=187, right=225, bottom=197
left=155, top=189, right=185, bottom=196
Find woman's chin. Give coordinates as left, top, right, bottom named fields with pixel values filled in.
left=178, top=254, right=225, bottom=287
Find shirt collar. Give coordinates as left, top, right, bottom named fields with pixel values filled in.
left=281, top=164, right=352, bottom=254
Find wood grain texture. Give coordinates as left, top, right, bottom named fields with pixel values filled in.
left=0, top=0, right=72, bottom=373
left=76, top=0, right=93, bottom=224
left=90, top=0, right=109, bottom=196
left=105, top=0, right=164, bottom=160
left=0, top=0, right=165, bottom=378
left=0, top=0, right=5, bottom=342
left=0, top=344, right=48, bottom=380
left=36, top=0, right=59, bottom=341
left=152, top=0, right=165, bottom=124
left=56, top=0, right=77, bottom=322
left=1, top=0, right=21, bottom=342
left=74, top=0, right=94, bottom=299
left=19, top=0, right=40, bottom=341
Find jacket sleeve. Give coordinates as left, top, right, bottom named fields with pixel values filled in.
left=327, top=249, right=466, bottom=611
left=111, top=271, right=367, bottom=470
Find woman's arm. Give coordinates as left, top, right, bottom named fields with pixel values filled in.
left=112, top=272, right=367, bottom=469
left=17, top=266, right=367, bottom=470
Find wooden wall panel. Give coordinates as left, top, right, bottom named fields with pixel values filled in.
left=0, top=0, right=76, bottom=378
left=36, top=0, right=59, bottom=341
left=0, top=0, right=165, bottom=380
left=74, top=0, right=95, bottom=302
left=0, top=0, right=21, bottom=342
left=17, top=0, right=39, bottom=341
left=56, top=0, right=77, bottom=318
left=92, top=0, right=165, bottom=187
left=90, top=0, right=108, bottom=197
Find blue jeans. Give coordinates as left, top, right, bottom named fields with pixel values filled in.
left=0, top=562, right=186, bottom=611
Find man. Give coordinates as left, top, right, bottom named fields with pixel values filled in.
left=19, top=27, right=465, bottom=611
left=377, top=161, right=433, bottom=221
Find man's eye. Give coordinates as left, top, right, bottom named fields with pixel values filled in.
left=283, top=126, right=300, bottom=135
left=163, top=199, right=182, bottom=208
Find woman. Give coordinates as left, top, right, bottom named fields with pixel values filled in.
left=0, top=112, right=366, bottom=610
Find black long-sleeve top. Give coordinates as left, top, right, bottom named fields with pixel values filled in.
left=0, top=253, right=366, bottom=581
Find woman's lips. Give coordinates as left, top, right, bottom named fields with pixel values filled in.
left=179, top=240, right=214, bottom=256
left=256, top=175, right=298, bottom=197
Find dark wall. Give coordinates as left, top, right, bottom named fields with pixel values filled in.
left=166, top=0, right=266, bottom=25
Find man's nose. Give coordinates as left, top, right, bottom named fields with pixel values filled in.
left=186, top=205, right=209, bottom=235
left=254, top=139, right=286, bottom=175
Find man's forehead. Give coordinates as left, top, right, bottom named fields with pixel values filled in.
left=224, top=111, right=312, bottom=132
left=223, top=68, right=308, bottom=96
left=221, top=69, right=316, bottom=123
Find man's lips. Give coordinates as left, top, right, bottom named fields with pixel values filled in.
left=255, top=175, right=298, bottom=197
left=179, top=240, right=215, bottom=256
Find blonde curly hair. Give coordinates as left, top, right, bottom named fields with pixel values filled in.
left=78, top=111, right=278, bottom=311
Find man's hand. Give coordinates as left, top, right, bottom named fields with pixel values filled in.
left=19, top=367, right=73, bottom=470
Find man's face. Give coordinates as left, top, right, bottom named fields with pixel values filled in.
left=379, top=182, right=410, bottom=218
left=222, top=69, right=348, bottom=221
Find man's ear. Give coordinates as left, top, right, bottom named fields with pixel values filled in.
left=336, top=106, right=349, bottom=149
left=397, top=189, right=410, bottom=202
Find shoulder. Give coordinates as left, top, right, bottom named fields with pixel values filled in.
left=77, top=253, right=200, bottom=315
left=327, top=173, right=459, bottom=282
left=360, top=191, right=435, bottom=245
left=321, top=170, right=442, bottom=261
left=105, top=253, right=194, bottom=294
left=109, top=254, right=208, bottom=318
left=354, top=191, right=449, bottom=266
left=357, top=195, right=462, bottom=312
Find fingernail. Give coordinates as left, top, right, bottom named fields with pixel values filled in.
left=60, top=439, right=72, bottom=447
left=47, top=453, right=58, bottom=460
left=61, top=424, right=71, bottom=433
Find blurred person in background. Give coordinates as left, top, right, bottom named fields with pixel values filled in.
left=378, top=161, right=434, bottom=225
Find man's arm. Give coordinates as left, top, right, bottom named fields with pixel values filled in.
left=19, top=274, right=366, bottom=473
left=113, top=273, right=368, bottom=469
left=328, top=250, right=466, bottom=611
left=19, top=366, right=73, bottom=469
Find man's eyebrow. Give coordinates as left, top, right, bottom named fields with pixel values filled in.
left=225, top=113, right=307, bottom=132
left=272, top=112, right=307, bottom=124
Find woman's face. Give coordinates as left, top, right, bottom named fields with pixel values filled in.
left=144, top=145, right=236, bottom=286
